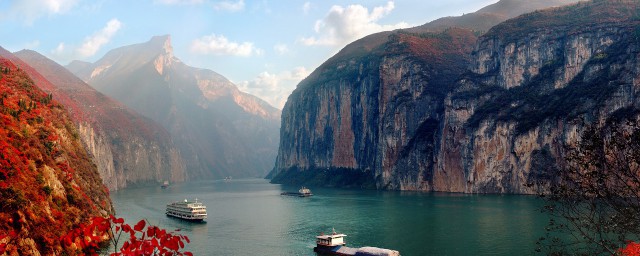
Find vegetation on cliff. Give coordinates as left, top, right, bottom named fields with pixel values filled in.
left=0, top=56, right=192, bottom=255
left=484, top=0, right=640, bottom=42
left=0, top=57, right=112, bottom=254
left=7, top=49, right=187, bottom=191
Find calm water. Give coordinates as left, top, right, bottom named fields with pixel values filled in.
left=111, top=179, right=549, bottom=255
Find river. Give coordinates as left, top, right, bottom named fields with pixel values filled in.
left=110, top=179, right=549, bottom=255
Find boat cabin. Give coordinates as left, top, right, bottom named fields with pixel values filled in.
left=316, top=232, right=346, bottom=247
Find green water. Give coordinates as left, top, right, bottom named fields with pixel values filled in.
left=111, top=179, right=549, bottom=255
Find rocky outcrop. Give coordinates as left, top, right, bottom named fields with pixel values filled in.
left=76, top=123, right=185, bottom=189
left=271, top=0, right=640, bottom=193
left=8, top=50, right=186, bottom=190
left=68, top=35, right=280, bottom=179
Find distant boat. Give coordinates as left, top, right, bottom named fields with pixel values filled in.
left=313, top=228, right=399, bottom=256
left=166, top=198, right=207, bottom=222
left=281, top=186, right=313, bottom=197
left=224, top=176, right=232, bottom=182
left=161, top=180, right=169, bottom=188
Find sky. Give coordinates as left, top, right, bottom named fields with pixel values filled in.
left=0, top=0, right=498, bottom=109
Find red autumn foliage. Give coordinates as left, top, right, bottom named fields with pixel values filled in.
left=620, top=241, right=640, bottom=256
left=0, top=57, right=112, bottom=254
left=3, top=49, right=173, bottom=152
left=60, top=215, right=191, bottom=255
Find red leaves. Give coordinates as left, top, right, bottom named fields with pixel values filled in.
left=134, top=219, right=146, bottom=232
left=0, top=233, right=8, bottom=254
left=621, top=241, right=640, bottom=256
left=61, top=215, right=191, bottom=255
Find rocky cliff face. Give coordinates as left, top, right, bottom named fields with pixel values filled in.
left=0, top=56, right=112, bottom=254
left=68, top=35, right=280, bottom=179
left=8, top=50, right=186, bottom=190
left=272, top=0, right=640, bottom=193
left=434, top=0, right=640, bottom=193
left=272, top=28, right=477, bottom=188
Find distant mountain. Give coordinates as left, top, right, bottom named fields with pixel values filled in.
left=270, top=0, right=589, bottom=192
left=0, top=56, right=112, bottom=254
left=67, top=35, right=280, bottom=179
left=6, top=49, right=186, bottom=190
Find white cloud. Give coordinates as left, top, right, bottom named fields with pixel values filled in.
left=76, top=19, right=122, bottom=58
left=52, top=43, right=65, bottom=55
left=274, top=44, right=289, bottom=55
left=239, top=67, right=310, bottom=108
left=213, top=0, right=245, bottom=12
left=49, top=42, right=75, bottom=64
left=302, top=2, right=311, bottom=14
left=154, top=0, right=204, bottom=4
left=191, top=34, right=262, bottom=57
left=6, top=0, right=79, bottom=24
left=300, top=1, right=409, bottom=46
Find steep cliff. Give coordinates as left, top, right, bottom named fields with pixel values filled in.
left=68, top=35, right=280, bottom=179
left=271, top=28, right=478, bottom=188
left=0, top=57, right=113, bottom=254
left=6, top=50, right=186, bottom=190
left=272, top=0, right=637, bottom=193
left=436, top=0, right=640, bottom=193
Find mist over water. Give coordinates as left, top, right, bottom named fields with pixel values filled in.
left=111, top=179, right=549, bottom=255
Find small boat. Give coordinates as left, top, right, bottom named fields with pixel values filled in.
left=224, top=176, right=232, bottom=182
left=161, top=180, right=170, bottom=188
left=313, top=228, right=400, bottom=256
left=281, top=186, right=313, bottom=197
left=166, top=199, right=207, bottom=222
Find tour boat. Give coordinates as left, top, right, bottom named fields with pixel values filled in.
left=166, top=199, right=207, bottom=222
left=280, top=186, right=313, bottom=197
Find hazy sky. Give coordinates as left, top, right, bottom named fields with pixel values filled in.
left=0, top=0, right=497, bottom=109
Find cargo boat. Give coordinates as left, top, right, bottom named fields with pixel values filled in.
left=280, top=186, right=313, bottom=197
left=313, top=229, right=400, bottom=256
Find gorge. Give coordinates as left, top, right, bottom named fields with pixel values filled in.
left=270, top=0, right=639, bottom=193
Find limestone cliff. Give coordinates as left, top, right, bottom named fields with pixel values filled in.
left=9, top=50, right=186, bottom=191
left=271, top=0, right=640, bottom=193
left=435, top=0, right=640, bottom=193
left=271, top=27, right=477, bottom=188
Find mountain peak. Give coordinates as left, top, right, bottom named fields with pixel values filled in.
left=148, top=34, right=173, bottom=56
left=146, top=35, right=174, bottom=75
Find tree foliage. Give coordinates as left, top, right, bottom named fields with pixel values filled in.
left=60, top=215, right=192, bottom=256
left=538, top=119, right=640, bottom=255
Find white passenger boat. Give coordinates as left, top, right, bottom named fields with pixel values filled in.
left=166, top=198, right=207, bottom=222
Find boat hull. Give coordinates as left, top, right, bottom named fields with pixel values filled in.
left=280, top=192, right=313, bottom=197
left=166, top=212, right=207, bottom=222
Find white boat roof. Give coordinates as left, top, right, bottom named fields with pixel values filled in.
left=316, top=233, right=347, bottom=239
